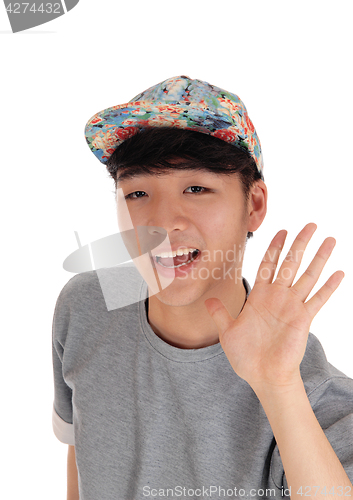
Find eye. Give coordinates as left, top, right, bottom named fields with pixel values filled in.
left=125, top=191, right=147, bottom=200
left=184, top=186, right=208, bottom=194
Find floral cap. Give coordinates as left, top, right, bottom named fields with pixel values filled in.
left=85, top=75, right=263, bottom=175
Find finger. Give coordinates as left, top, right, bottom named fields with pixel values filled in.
left=205, top=298, right=234, bottom=335
left=254, top=230, right=287, bottom=285
left=275, top=223, right=317, bottom=287
left=291, top=237, right=337, bottom=301
left=305, top=270, right=345, bottom=318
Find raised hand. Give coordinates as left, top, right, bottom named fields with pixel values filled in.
left=205, top=223, right=344, bottom=393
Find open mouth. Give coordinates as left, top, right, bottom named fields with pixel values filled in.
left=154, top=248, right=200, bottom=268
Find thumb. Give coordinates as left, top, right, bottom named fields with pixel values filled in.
left=205, top=298, right=235, bottom=335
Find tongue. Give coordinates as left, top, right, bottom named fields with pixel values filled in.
left=173, top=253, right=190, bottom=266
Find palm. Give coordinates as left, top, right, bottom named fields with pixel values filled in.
left=205, top=224, right=344, bottom=391
left=221, top=284, right=312, bottom=387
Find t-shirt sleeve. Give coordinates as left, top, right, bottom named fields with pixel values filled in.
left=270, top=334, right=353, bottom=490
left=307, top=374, right=353, bottom=480
left=51, top=277, right=77, bottom=446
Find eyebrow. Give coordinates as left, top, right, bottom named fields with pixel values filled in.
left=116, top=167, right=222, bottom=183
left=116, top=171, right=164, bottom=183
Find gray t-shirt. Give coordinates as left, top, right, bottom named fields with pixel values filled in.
left=52, top=267, right=353, bottom=500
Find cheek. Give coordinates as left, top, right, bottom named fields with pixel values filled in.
left=116, top=194, right=135, bottom=231
left=201, top=203, right=246, bottom=237
left=196, top=212, right=226, bottom=246
left=201, top=208, right=248, bottom=261
left=117, top=202, right=150, bottom=232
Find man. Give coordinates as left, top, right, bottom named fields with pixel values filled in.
left=52, top=76, right=353, bottom=499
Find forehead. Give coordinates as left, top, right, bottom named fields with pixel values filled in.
left=116, top=168, right=236, bottom=185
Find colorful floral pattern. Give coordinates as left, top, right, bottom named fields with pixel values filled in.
left=85, top=76, right=264, bottom=175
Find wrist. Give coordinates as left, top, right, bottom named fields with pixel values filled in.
left=252, top=376, right=315, bottom=444
left=251, top=372, right=306, bottom=408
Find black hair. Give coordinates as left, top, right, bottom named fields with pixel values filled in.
left=106, top=128, right=264, bottom=239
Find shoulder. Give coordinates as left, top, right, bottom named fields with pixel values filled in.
left=54, top=265, right=145, bottom=327
left=301, top=332, right=353, bottom=405
left=302, top=333, right=349, bottom=380
left=58, top=264, right=145, bottom=313
left=56, top=270, right=101, bottom=304
left=52, top=271, right=102, bottom=343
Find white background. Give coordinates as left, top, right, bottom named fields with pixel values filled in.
left=1, top=1, right=352, bottom=497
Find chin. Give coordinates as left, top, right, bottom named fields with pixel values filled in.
left=151, top=284, right=207, bottom=308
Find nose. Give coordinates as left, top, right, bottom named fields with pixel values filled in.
left=146, top=197, right=190, bottom=235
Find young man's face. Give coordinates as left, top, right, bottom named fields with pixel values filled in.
left=117, top=165, right=266, bottom=307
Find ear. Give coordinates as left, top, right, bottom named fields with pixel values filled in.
left=247, top=179, right=267, bottom=233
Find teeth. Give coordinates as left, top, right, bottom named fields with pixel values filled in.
left=157, top=252, right=199, bottom=268
left=155, top=248, right=198, bottom=258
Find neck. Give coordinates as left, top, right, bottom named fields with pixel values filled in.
left=146, top=278, right=247, bottom=349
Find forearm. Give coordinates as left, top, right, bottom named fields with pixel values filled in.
left=67, top=445, right=79, bottom=500
left=254, top=377, right=352, bottom=498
